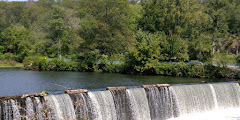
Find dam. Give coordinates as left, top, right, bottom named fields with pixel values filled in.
left=1, top=82, right=240, bottom=120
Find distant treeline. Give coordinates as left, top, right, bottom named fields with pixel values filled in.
left=23, top=56, right=240, bottom=79
left=0, top=0, right=240, bottom=77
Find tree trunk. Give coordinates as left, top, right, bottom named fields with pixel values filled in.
left=59, top=38, right=61, bottom=60
left=237, top=31, right=240, bottom=55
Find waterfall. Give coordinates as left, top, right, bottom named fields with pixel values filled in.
left=211, top=83, right=240, bottom=109
left=1, top=82, right=240, bottom=120
left=172, top=83, right=240, bottom=116
left=172, top=84, right=216, bottom=115
left=34, top=97, right=45, bottom=120
left=111, top=90, right=133, bottom=120
left=45, top=94, right=76, bottom=120
left=88, top=91, right=117, bottom=120
left=68, top=93, right=95, bottom=120
left=170, top=83, right=240, bottom=120
left=2, top=100, right=13, bottom=120
left=0, top=102, right=1, bottom=120
left=145, top=87, right=179, bottom=120
left=26, top=97, right=35, bottom=119
left=126, top=88, right=151, bottom=120
left=10, top=99, right=21, bottom=120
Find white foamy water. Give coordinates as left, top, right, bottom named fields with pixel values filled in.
left=168, top=108, right=240, bottom=120
left=171, top=83, right=240, bottom=120
left=45, top=94, right=76, bottom=120
left=26, top=97, right=35, bottom=119
left=88, top=91, right=117, bottom=120
left=10, top=99, right=21, bottom=120
left=127, top=88, right=151, bottom=120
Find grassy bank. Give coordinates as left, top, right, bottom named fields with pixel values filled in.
left=22, top=57, right=240, bottom=79
left=0, top=60, right=23, bottom=68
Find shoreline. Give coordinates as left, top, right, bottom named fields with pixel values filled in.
left=0, top=63, right=24, bottom=68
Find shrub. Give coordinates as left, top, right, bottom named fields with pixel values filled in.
left=154, top=63, right=173, bottom=75
left=47, top=60, right=57, bottom=71
left=0, top=53, right=17, bottom=61
left=102, top=64, right=124, bottom=73
left=66, top=62, right=79, bottom=71
left=190, top=65, right=205, bottom=78
left=217, top=68, right=235, bottom=78
left=235, top=71, right=240, bottom=79
left=54, top=59, right=67, bottom=71
left=204, top=64, right=218, bottom=78
left=38, top=59, right=48, bottom=70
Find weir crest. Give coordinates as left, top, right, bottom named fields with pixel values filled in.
left=1, top=82, right=240, bottom=120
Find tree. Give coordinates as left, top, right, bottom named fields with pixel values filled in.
left=125, top=30, right=165, bottom=73
left=214, top=52, right=236, bottom=68
left=0, top=25, right=32, bottom=61
left=47, top=5, right=68, bottom=59
left=227, top=2, right=240, bottom=54
left=78, top=0, right=135, bottom=57
left=204, top=0, right=229, bottom=54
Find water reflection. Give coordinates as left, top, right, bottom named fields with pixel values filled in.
left=0, top=68, right=235, bottom=96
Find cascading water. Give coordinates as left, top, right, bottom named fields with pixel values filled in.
left=46, top=94, right=76, bottom=120
left=88, top=90, right=117, bottom=120
left=2, top=100, right=13, bottom=120
left=211, top=83, right=240, bottom=109
left=10, top=99, right=21, bottom=120
left=0, top=97, right=45, bottom=120
left=34, top=97, right=45, bottom=120
left=110, top=90, right=133, bottom=120
left=172, top=84, right=216, bottom=115
left=172, top=83, right=240, bottom=116
left=1, top=82, right=240, bottom=120
left=126, top=88, right=151, bottom=120
left=68, top=93, right=95, bottom=120
left=171, top=83, right=240, bottom=120
left=26, top=97, right=35, bottom=119
left=0, top=103, right=1, bottom=119
left=145, top=87, right=179, bottom=120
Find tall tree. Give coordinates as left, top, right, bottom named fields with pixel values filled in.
left=78, top=0, right=134, bottom=57
left=47, top=5, right=68, bottom=59
left=204, top=0, right=229, bottom=54
left=0, top=25, right=32, bottom=61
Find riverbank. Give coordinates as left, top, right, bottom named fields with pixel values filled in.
left=22, top=58, right=240, bottom=79
left=0, top=60, right=23, bottom=68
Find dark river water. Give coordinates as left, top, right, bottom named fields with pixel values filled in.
left=0, top=68, right=235, bottom=96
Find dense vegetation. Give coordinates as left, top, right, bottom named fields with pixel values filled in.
left=0, top=0, right=240, bottom=78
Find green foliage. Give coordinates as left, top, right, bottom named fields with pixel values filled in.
left=102, top=64, right=124, bottom=73
left=124, top=30, right=166, bottom=73
left=0, top=25, right=32, bottom=62
left=214, top=52, right=236, bottom=68
left=236, top=54, right=240, bottom=63
left=0, top=53, right=17, bottom=60
left=235, top=71, right=240, bottom=79
left=0, top=0, right=240, bottom=79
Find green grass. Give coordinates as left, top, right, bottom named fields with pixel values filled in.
left=0, top=63, right=24, bottom=68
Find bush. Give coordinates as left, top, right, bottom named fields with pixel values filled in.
left=235, top=71, right=240, bottom=79
left=38, top=59, right=48, bottom=70
left=54, top=59, right=67, bottom=71
left=204, top=64, right=218, bottom=78
left=0, top=53, right=17, bottom=61
left=47, top=60, right=57, bottom=71
left=216, top=68, right=235, bottom=78
left=102, top=64, right=124, bottom=73
left=22, top=56, right=40, bottom=70
left=66, top=62, right=79, bottom=71
left=190, top=65, right=205, bottom=78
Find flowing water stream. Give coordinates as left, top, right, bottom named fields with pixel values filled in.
left=1, top=82, right=240, bottom=120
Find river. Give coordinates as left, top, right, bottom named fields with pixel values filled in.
left=0, top=68, right=235, bottom=96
